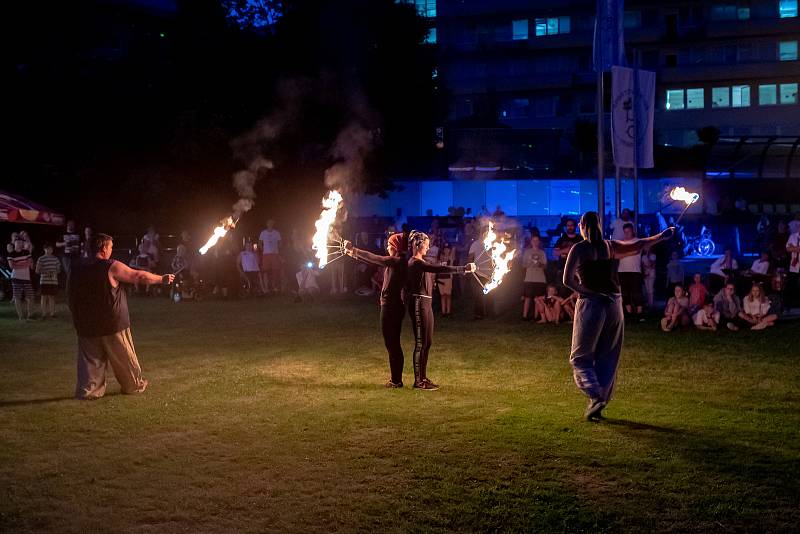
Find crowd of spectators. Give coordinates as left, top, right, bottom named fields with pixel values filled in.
left=2, top=209, right=799, bottom=333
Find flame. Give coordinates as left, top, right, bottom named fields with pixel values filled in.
left=669, top=187, right=700, bottom=206
left=481, top=221, right=516, bottom=294
left=198, top=216, right=235, bottom=255
left=312, top=190, right=343, bottom=268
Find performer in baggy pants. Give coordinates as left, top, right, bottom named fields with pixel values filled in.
left=406, top=231, right=476, bottom=390
left=563, top=212, right=673, bottom=420
left=343, top=233, right=409, bottom=388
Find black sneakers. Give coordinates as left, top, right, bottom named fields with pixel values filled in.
left=384, top=380, right=403, bottom=388
left=584, top=399, right=607, bottom=421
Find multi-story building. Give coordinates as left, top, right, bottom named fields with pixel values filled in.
left=359, top=0, right=799, bottom=220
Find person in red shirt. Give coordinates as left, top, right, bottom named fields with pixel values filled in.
left=687, top=273, right=708, bottom=314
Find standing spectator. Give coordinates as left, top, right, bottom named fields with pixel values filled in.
left=521, top=235, right=548, bottom=320
left=687, top=273, right=708, bottom=314
left=789, top=213, right=800, bottom=236
left=259, top=219, right=282, bottom=294
left=660, top=285, right=690, bottom=332
left=81, top=227, right=94, bottom=258
left=787, top=225, right=800, bottom=311
left=617, top=223, right=644, bottom=320
left=35, top=243, right=61, bottom=319
left=8, top=239, right=35, bottom=321
left=142, top=226, right=161, bottom=265
left=642, top=247, right=657, bottom=310
left=714, top=282, right=743, bottom=331
left=237, top=241, right=263, bottom=296
left=436, top=242, right=456, bottom=317
left=769, top=220, right=790, bottom=268
left=666, top=251, right=685, bottom=294
left=554, top=219, right=583, bottom=294
left=610, top=208, right=633, bottom=240
left=56, top=220, right=82, bottom=277
left=709, top=248, right=739, bottom=294
left=171, top=244, right=191, bottom=275
left=739, top=284, right=778, bottom=330
left=130, top=242, right=155, bottom=295
left=693, top=301, right=720, bottom=331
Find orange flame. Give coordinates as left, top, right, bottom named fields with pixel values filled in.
left=198, top=216, right=235, bottom=255
left=482, top=221, right=516, bottom=294
left=312, top=190, right=343, bottom=268
left=669, top=187, right=700, bottom=206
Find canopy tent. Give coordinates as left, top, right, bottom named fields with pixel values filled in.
left=0, top=190, right=65, bottom=226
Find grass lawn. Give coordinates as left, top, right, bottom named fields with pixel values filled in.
left=1, top=295, right=798, bottom=533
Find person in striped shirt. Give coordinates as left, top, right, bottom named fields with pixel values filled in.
left=36, top=243, right=61, bottom=319
left=8, top=239, right=34, bottom=321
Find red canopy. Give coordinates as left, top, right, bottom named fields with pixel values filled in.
left=0, top=190, right=65, bottom=226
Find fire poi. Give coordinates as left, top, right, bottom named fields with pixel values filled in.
left=669, top=187, right=700, bottom=226
left=473, top=220, right=517, bottom=294
left=311, top=190, right=346, bottom=268
left=198, top=216, right=238, bottom=255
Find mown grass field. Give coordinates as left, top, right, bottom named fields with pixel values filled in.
left=1, top=295, right=798, bottom=533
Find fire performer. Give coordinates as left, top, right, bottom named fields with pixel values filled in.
left=343, top=232, right=409, bottom=388
left=406, top=231, right=476, bottom=390
left=68, top=233, right=175, bottom=400
left=563, top=212, right=673, bottom=420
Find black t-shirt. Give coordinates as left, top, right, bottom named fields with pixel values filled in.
left=353, top=248, right=408, bottom=306
left=68, top=258, right=131, bottom=337
left=406, top=258, right=464, bottom=298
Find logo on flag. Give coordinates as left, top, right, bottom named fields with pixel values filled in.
left=611, top=66, right=655, bottom=169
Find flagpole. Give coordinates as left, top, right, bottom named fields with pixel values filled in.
left=633, top=52, right=640, bottom=232
left=597, top=71, right=605, bottom=230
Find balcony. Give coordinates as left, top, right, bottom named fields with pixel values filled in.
left=659, top=61, right=800, bottom=83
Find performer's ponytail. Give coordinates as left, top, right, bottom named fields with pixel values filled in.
left=409, top=230, right=429, bottom=253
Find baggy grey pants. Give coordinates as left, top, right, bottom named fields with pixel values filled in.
left=569, top=295, right=624, bottom=403
left=75, top=328, right=147, bottom=399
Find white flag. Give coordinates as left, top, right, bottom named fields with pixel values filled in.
left=611, top=66, right=655, bottom=168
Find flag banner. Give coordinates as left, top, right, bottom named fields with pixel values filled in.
left=611, top=66, right=655, bottom=169
left=593, top=0, right=626, bottom=72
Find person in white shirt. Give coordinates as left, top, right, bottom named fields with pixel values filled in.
left=295, top=262, right=320, bottom=302
left=693, top=301, right=720, bottom=331
left=787, top=228, right=800, bottom=311
left=709, top=247, right=738, bottom=293
left=259, top=219, right=282, bottom=294
left=617, top=223, right=644, bottom=319
left=610, top=209, right=633, bottom=240
left=749, top=251, right=770, bottom=275
left=739, top=283, right=777, bottom=330
left=521, top=235, right=548, bottom=320
left=237, top=241, right=263, bottom=295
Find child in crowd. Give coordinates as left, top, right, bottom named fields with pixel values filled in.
left=237, top=241, right=263, bottom=296
left=130, top=242, right=155, bottom=294
left=739, top=283, right=778, bottom=330
left=642, top=247, right=657, bottom=309
left=693, top=301, right=720, bottom=331
left=687, top=273, right=708, bottom=314
left=535, top=284, right=565, bottom=324
left=714, top=282, right=743, bottom=331
left=8, top=239, right=34, bottom=321
left=666, top=251, right=684, bottom=294
left=661, top=284, right=690, bottom=332
left=296, top=261, right=320, bottom=302
left=35, top=243, right=61, bottom=318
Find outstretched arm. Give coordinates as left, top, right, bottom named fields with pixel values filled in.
left=416, top=258, right=475, bottom=274
left=346, top=246, right=396, bottom=268
left=610, top=228, right=674, bottom=259
left=110, top=260, right=174, bottom=286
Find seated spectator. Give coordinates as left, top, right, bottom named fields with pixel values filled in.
left=561, top=291, right=578, bottom=321
left=661, top=285, right=690, bottom=332
left=687, top=273, right=708, bottom=314
left=709, top=248, right=739, bottom=293
left=693, top=301, right=720, bottom=331
left=666, top=251, right=684, bottom=294
left=535, top=284, right=565, bottom=325
left=714, top=282, right=743, bottom=331
left=739, top=283, right=778, bottom=330
left=749, top=251, right=771, bottom=275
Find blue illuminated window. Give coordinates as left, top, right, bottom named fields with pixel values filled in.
left=686, top=88, right=705, bottom=109
left=712, top=87, right=730, bottom=107
left=779, top=40, right=798, bottom=61
left=517, top=181, right=549, bottom=215
left=780, top=83, right=798, bottom=104
left=425, top=27, right=437, bottom=44
left=666, top=89, right=685, bottom=110
left=534, top=16, right=570, bottom=36
left=759, top=84, right=777, bottom=105
left=486, top=181, right=518, bottom=216
left=420, top=181, right=453, bottom=216
left=779, top=0, right=797, bottom=18
left=549, top=180, right=581, bottom=216
left=512, top=19, right=528, bottom=40
left=732, top=85, right=751, bottom=107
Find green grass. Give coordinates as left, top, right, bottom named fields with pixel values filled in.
left=1, top=296, right=798, bottom=533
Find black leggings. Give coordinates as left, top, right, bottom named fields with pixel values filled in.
left=408, top=296, right=434, bottom=383
left=380, top=302, right=405, bottom=383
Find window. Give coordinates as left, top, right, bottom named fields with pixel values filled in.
left=759, top=84, right=777, bottom=105
left=624, top=10, right=642, bottom=28
left=666, top=89, right=685, bottom=110
left=512, top=19, right=528, bottom=40
left=779, top=40, right=798, bottom=61
left=780, top=83, right=798, bottom=104
left=425, top=27, right=437, bottom=44
left=711, top=4, right=737, bottom=20
left=732, top=85, right=751, bottom=107
left=408, top=0, right=436, bottom=18
left=687, top=88, right=705, bottom=108
left=779, top=0, right=798, bottom=18
left=499, top=98, right=530, bottom=119
left=712, top=87, right=730, bottom=107
left=738, top=7, right=750, bottom=19
left=534, top=16, right=570, bottom=36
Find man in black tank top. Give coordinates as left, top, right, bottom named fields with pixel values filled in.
left=68, top=234, right=174, bottom=400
